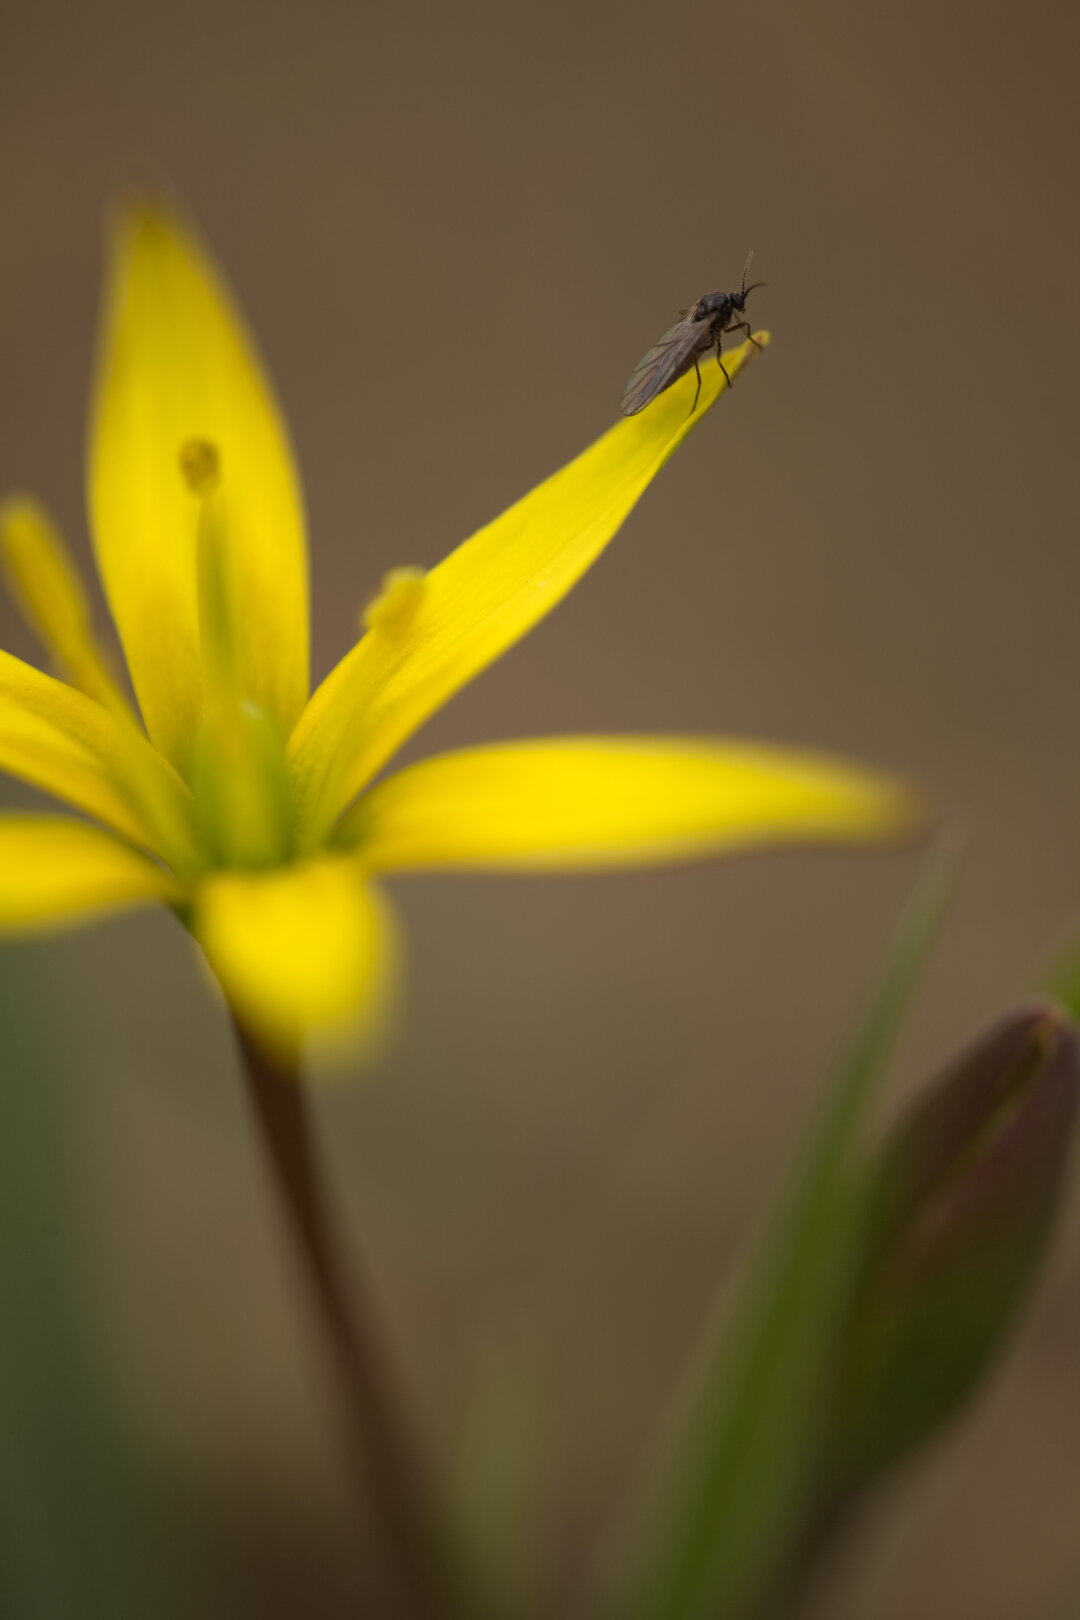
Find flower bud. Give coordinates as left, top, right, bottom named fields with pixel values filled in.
left=822, top=1000, right=1078, bottom=1491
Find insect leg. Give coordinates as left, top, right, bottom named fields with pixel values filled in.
left=724, top=318, right=763, bottom=352
left=715, top=342, right=732, bottom=390
left=687, top=358, right=703, bottom=418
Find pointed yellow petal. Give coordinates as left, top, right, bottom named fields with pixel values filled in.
left=88, top=199, right=309, bottom=773
left=0, top=648, right=199, bottom=866
left=343, top=736, right=918, bottom=870
left=194, top=859, right=398, bottom=1057
left=288, top=335, right=769, bottom=845
left=0, top=815, right=179, bottom=933
left=0, top=496, right=133, bottom=714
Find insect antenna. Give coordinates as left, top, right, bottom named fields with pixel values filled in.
left=739, top=251, right=767, bottom=299
left=740, top=250, right=754, bottom=295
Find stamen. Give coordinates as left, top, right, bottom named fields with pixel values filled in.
left=179, top=439, right=294, bottom=868
left=180, top=438, right=236, bottom=702
left=362, top=567, right=427, bottom=636
left=191, top=697, right=293, bottom=870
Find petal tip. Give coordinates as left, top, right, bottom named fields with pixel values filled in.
left=0, top=492, right=41, bottom=533
left=874, top=779, right=936, bottom=843
left=104, top=185, right=201, bottom=273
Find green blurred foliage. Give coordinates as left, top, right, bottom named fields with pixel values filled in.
left=599, top=852, right=1078, bottom=1620
left=0, top=947, right=196, bottom=1619
left=607, top=844, right=958, bottom=1620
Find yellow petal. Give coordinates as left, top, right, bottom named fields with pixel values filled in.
left=194, top=858, right=398, bottom=1057
left=0, top=648, right=199, bottom=866
left=0, top=815, right=179, bottom=933
left=343, top=736, right=918, bottom=870
left=288, top=335, right=769, bottom=846
left=0, top=495, right=133, bottom=714
left=88, top=198, right=309, bottom=774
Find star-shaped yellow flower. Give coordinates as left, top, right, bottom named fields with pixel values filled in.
left=0, top=201, right=916, bottom=1059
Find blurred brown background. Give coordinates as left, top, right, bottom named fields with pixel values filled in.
left=2, top=0, right=1079, bottom=1615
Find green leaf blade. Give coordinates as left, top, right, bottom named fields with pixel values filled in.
left=612, top=840, right=959, bottom=1620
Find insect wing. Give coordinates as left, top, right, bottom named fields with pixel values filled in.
left=620, top=313, right=705, bottom=416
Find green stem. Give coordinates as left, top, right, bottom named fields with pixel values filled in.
left=232, top=1016, right=456, bottom=1620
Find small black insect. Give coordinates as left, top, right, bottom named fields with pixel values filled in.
left=620, top=253, right=765, bottom=417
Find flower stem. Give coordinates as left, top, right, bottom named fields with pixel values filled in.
left=232, top=1016, right=456, bottom=1620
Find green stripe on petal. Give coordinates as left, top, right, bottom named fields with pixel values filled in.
left=288, top=336, right=769, bottom=847
left=0, top=815, right=180, bottom=933
left=339, top=735, right=920, bottom=871
left=88, top=199, right=309, bottom=775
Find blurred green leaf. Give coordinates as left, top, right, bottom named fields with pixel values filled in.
left=610, top=842, right=958, bottom=1620
left=0, top=946, right=197, bottom=1619
left=820, top=998, right=1078, bottom=1492
left=444, top=1335, right=547, bottom=1619
left=1034, top=927, right=1080, bottom=1027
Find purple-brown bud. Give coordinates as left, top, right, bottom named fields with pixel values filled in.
left=822, top=1000, right=1078, bottom=1489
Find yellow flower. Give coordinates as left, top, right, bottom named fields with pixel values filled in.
left=0, top=201, right=916, bottom=1059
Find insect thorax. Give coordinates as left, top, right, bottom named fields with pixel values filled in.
left=693, top=291, right=734, bottom=322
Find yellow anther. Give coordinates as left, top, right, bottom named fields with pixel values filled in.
left=362, top=567, right=427, bottom=636
left=179, top=437, right=221, bottom=497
